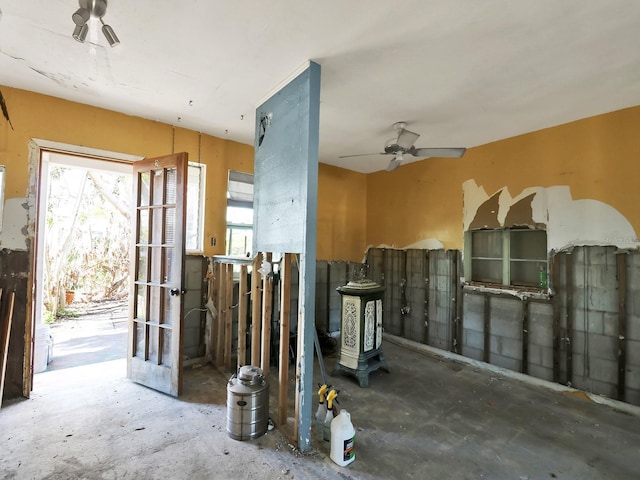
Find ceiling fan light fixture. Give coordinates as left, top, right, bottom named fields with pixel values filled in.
left=72, top=23, right=88, bottom=42
left=72, top=7, right=90, bottom=26
left=101, top=22, right=120, bottom=47
left=71, top=0, right=120, bottom=47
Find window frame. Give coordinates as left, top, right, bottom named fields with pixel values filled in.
left=464, top=227, right=548, bottom=291
left=185, top=162, right=206, bottom=254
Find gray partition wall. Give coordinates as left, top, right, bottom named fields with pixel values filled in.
left=253, top=62, right=321, bottom=451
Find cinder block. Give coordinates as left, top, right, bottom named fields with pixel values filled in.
left=627, top=315, right=640, bottom=341
left=627, top=339, right=640, bottom=365
left=571, top=331, right=617, bottom=360
left=464, top=329, right=484, bottom=350
left=490, top=314, right=522, bottom=341
left=463, top=293, right=484, bottom=314
left=528, top=364, right=553, bottom=382
left=464, top=311, right=484, bottom=333
left=625, top=388, right=640, bottom=407
left=529, top=301, right=553, bottom=319
left=603, top=313, right=619, bottom=337
left=491, top=335, right=522, bottom=360
left=585, top=357, right=618, bottom=384
left=528, top=345, right=554, bottom=369
left=462, top=345, right=484, bottom=361
left=529, top=318, right=552, bottom=348
left=491, top=353, right=521, bottom=372
left=625, top=364, right=640, bottom=390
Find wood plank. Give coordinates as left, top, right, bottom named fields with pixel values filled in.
left=565, top=253, right=574, bottom=385
left=224, top=263, right=234, bottom=369
left=251, top=253, right=263, bottom=366
left=278, top=253, right=292, bottom=426
left=550, top=253, right=562, bottom=383
left=216, top=261, right=226, bottom=367
left=423, top=251, right=430, bottom=345
left=0, top=290, right=10, bottom=408
left=522, top=298, right=529, bottom=375
left=209, top=261, right=220, bottom=363
left=237, top=265, right=249, bottom=368
left=483, top=295, right=491, bottom=363
left=261, top=253, right=273, bottom=375
left=617, top=252, right=627, bottom=402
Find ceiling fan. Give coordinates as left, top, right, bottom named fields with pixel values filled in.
left=339, top=122, right=466, bottom=172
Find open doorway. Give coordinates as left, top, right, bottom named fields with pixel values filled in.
left=33, top=151, right=133, bottom=380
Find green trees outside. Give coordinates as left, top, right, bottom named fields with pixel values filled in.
left=44, top=166, right=132, bottom=319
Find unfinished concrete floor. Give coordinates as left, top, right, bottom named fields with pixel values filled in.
left=2, top=337, right=640, bottom=479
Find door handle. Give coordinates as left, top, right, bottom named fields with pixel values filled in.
left=170, top=288, right=186, bottom=296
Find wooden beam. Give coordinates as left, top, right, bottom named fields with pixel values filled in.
left=483, top=295, right=491, bottom=363
left=209, top=262, right=220, bottom=365
left=251, top=253, right=263, bottom=366
left=617, top=252, right=628, bottom=402
left=0, top=290, right=14, bottom=409
left=550, top=253, right=562, bottom=383
left=223, top=263, right=234, bottom=369
left=278, top=253, right=292, bottom=427
left=261, top=253, right=273, bottom=375
left=216, top=262, right=226, bottom=367
left=237, top=265, right=249, bottom=368
left=522, top=298, right=529, bottom=375
left=423, top=251, right=430, bottom=345
left=565, top=253, right=574, bottom=385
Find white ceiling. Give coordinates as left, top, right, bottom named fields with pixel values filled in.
left=1, top=1, right=639, bottom=173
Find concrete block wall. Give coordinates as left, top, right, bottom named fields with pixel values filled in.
left=366, top=246, right=640, bottom=407
left=488, top=297, right=523, bottom=372
left=430, top=250, right=456, bottom=351
left=528, top=302, right=554, bottom=382
left=564, top=247, right=620, bottom=399
left=625, top=252, right=640, bottom=404
left=461, top=293, right=484, bottom=361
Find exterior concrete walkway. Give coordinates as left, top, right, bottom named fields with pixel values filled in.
left=45, top=300, right=128, bottom=371
left=2, top=337, right=639, bottom=479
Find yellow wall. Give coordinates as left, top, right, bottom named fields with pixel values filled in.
left=367, top=105, right=640, bottom=250
left=0, top=86, right=367, bottom=261
left=317, top=164, right=367, bottom=261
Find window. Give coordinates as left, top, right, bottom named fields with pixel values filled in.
left=186, top=163, right=205, bottom=252
left=466, top=228, right=548, bottom=289
left=226, top=170, right=254, bottom=256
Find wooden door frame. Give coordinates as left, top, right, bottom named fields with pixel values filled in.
left=27, top=139, right=141, bottom=396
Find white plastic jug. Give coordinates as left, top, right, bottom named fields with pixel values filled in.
left=330, top=409, right=356, bottom=467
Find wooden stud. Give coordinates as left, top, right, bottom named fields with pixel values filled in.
left=216, top=261, right=226, bottom=367
left=209, top=262, right=220, bottom=365
left=551, top=253, right=562, bottom=383
left=251, top=253, right=263, bottom=366
left=617, top=252, right=627, bottom=402
left=454, top=250, right=464, bottom=355
left=325, top=262, right=331, bottom=332
left=0, top=290, right=11, bottom=409
left=224, top=263, right=234, bottom=369
left=483, top=294, right=491, bottom=363
left=522, top=298, right=529, bottom=375
left=424, top=250, right=430, bottom=345
left=261, top=253, right=273, bottom=375
left=565, top=252, right=574, bottom=385
left=237, top=265, right=249, bottom=368
left=278, top=253, right=292, bottom=427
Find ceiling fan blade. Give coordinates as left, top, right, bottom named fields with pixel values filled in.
left=338, top=152, right=387, bottom=158
left=410, top=147, right=466, bottom=158
left=396, top=129, right=420, bottom=150
left=386, top=157, right=402, bottom=172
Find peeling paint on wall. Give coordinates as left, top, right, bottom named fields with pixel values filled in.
left=463, top=180, right=640, bottom=252
left=0, top=197, right=30, bottom=251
